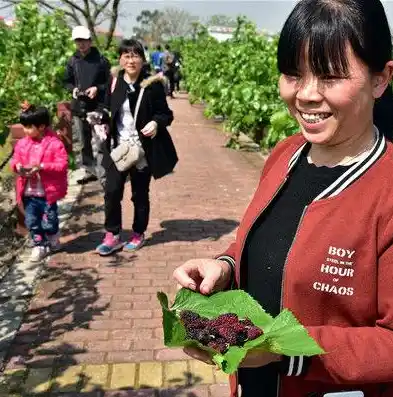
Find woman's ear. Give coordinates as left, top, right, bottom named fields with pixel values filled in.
left=373, top=60, right=393, bottom=99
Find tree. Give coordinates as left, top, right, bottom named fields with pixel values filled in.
left=1, top=0, right=122, bottom=50
left=160, top=7, right=198, bottom=39
left=206, top=14, right=237, bottom=28
left=133, top=9, right=164, bottom=44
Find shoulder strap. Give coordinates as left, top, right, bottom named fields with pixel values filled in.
left=111, top=77, right=117, bottom=94
left=133, top=87, right=145, bottom=128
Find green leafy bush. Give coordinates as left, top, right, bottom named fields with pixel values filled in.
left=0, top=0, right=74, bottom=144
left=180, top=18, right=299, bottom=149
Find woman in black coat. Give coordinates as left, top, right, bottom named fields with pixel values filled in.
left=97, top=39, right=178, bottom=256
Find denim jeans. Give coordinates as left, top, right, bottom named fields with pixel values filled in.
left=23, top=196, right=59, bottom=246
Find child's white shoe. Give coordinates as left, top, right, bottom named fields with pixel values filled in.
left=30, top=246, right=49, bottom=263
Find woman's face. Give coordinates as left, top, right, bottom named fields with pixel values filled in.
left=120, top=51, right=143, bottom=78
left=279, top=45, right=386, bottom=146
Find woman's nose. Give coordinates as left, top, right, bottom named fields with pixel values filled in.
left=296, top=76, right=323, bottom=103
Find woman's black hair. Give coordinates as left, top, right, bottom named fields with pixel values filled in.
left=277, top=0, right=392, bottom=77
left=118, top=38, right=146, bottom=62
left=20, top=105, right=51, bottom=127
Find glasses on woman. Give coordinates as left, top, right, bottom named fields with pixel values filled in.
left=122, top=53, right=142, bottom=61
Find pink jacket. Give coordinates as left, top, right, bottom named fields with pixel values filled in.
left=11, top=129, right=68, bottom=204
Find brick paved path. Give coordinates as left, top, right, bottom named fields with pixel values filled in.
left=2, top=94, right=265, bottom=396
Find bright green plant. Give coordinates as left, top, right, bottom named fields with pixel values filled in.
left=179, top=17, right=299, bottom=149
left=0, top=0, right=74, bottom=144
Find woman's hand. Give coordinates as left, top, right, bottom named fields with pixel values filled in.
left=141, top=121, right=158, bottom=138
left=173, top=258, right=232, bottom=295
left=182, top=346, right=281, bottom=368
left=239, top=350, right=282, bottom=368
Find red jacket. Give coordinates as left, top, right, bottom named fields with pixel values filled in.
left=11, top=129, right=68, bottom=204
left=219, top=131, right=393, bottom=397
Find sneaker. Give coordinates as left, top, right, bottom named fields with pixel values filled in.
left=96, top=232, right=123, bottom=256
left=124, top=232, right=145, bottom=251
left=47, top=233, right=61, bottom=252
left=30, top=246, right=49, bottom=263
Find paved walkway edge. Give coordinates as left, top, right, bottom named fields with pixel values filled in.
left=1, top=361, right=229, bottom=395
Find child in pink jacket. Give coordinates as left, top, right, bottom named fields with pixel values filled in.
left=11, top=103, right=68, bottom=262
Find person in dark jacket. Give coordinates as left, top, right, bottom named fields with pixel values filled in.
left=64, top=26, right=111, bottom=185
left=96, top=39, right=178, bottom=256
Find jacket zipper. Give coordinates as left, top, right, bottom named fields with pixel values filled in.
left=279, top=205, right=308, bottom=310
left=234, top=177, right=288, bottom=397
left=276, top=205, right=308, bottom=397
left=236, top=174, right=307, bottom=397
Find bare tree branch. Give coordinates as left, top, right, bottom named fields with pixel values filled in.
left=3, top=0, right=122, bottom=50
left=94, top=0, right=112, bottom=19
left=61, top=0, right=86, bottom=17
left=104, top=0, right=120, bottom=50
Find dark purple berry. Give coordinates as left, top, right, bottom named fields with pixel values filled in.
left=208, top=339, right=228, bottom=354
left=195, top=328, right=213, bottom=344
left=210, top=313, right=238, bottom=328
left=247, top=326, right=263, bottom=341
left=180, top=310, right=200, bottom=324
left=186, top=328, right=200, bottom=340
left=216, top=326, right=238, bottom=345
left=235, top=330, right=248, bottom=346
left=240, top=318, right=254, bottom=328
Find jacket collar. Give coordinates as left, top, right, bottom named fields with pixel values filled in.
left=287, top=126, right=386, bottom=201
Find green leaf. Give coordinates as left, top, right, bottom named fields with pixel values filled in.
left=157, top=289, right=324, bottom=375
left=264, top=309, right=325, bottom=356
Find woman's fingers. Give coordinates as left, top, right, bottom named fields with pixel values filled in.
left=199, top=262, right=224, bottom=295
left=173, top=259, right=227, bottom=295
left=183, top=347, right=214, bottom=365
left=173, top=265, right=197, bottom=291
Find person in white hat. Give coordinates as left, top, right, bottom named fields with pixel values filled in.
left=64, top=26, right=111, bottom=185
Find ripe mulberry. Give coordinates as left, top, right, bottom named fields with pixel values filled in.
left=216, top=326, right=238, bottom=345
left=235, top=330, right=248, bottom=346
left=208, top=339, right=228, bottom=354
left=180, top=310, right=208, bottom=330
left=247, top=326, right=263, bottom=341
left=240, top=318, right=254, bottom=328
left=180, top=310, right=200, bottom=324
left=178, top=310, right=263, bottom=353
left=210, top=313, right=239, bottom=328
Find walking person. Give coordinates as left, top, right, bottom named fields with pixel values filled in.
left=64, top=25, right=111, bottom=185
left=173, top=51, right=182, bottom=93
left=162, top=44, right=176, bottom=98
left=11, top=103, right=68, bottom=263
left=173, top=1, right=393, bottom=396
left=96, top=39, right=178, bottom=256
left=151, top=44, right=164, bottom=73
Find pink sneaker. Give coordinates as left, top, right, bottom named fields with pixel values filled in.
left=96, top=232, right=123, bottom=256
left=124, top=232, right=145, bottom=251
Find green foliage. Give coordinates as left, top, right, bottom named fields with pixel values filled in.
left=158, top=289, right=325, bottom=374
left=180, top=17, right=299, bottom=149
left=0, top=0, right=74, bottom=144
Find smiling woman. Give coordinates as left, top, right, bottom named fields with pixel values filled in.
left=96, top=38, right=178, bottom=256
left=173, top=1, right=393, bottom=397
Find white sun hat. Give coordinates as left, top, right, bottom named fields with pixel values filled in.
left=72, top=26, right=91, bottom=40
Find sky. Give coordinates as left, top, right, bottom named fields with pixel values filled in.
left=2, top=1, right=393, bottom=36
left=100, top=0, right=393, bottom=36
